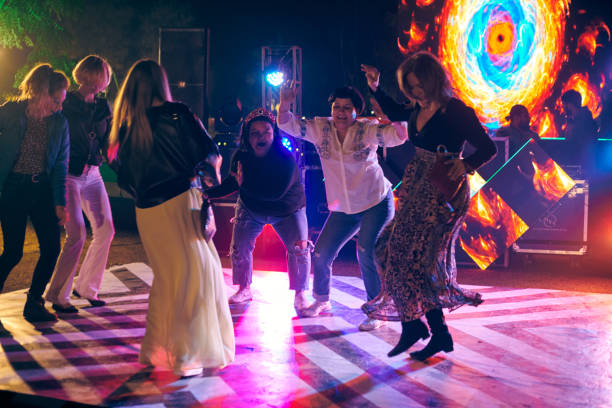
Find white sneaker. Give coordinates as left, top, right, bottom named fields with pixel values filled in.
left=228, top=287, right=252, bottom=304
left=294, top=291, right=309, bottom=312
left=358, top=317, right=385, bottom=331
left=177, top=367, right=203, bottom=377
left=299, top=300, right=331, bottom=317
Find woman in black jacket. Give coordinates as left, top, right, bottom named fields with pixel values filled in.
left=206, top=108, right=310, bottom=312
left=0, top=64, right=70, bottom=323
left=108, top=59, right=234, bottom=377
left=46, top=55, right=114, bottom=312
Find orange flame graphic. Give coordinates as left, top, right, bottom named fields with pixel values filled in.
left=399, top=22, right=429, bottom=54
left=462, top=188, right=529, bottom=269
left=460, top=234, right=498, bottom=270
left=576, top=21, right=611, bottom=58
left=531, top=158, right=575, bottom=201
left=417, top=0, right=435, bottom=7
left=534, top=109, right=560, bottom=138
left=558, top=73, right=602, bottom=118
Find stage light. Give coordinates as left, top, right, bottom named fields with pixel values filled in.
left=266, top=71, right=285, bottom=87
left=281, top=136, right=292, bottom=151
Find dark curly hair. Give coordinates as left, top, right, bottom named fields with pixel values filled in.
left=328, top=86, right=365, bottom=115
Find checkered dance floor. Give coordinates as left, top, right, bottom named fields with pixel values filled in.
left=0, top=263, right=611, bottom=407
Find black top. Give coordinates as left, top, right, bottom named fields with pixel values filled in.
left=554, top=106, right=598, bottom=166
left=207, top=145, right=305, bottom=217
left=113, top=102, right=218, bottom=208
left=409, top=98, right=497, bottom=171
left=62, top=91, right=112, bottom=175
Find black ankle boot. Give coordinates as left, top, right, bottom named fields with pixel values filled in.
left=387, top=319, right=429, bottom=357
left=23, top=295, right=57, bottom=323
left=409, top=309, right=453, bottom=361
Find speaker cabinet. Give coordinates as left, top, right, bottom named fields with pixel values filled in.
left=158, top=28, right=209, bottom=120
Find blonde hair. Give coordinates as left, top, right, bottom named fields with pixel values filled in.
left=108, top=59, right=172, bottom=165
left=18, top=63, right=54, bottom=101
left=72, top=55, right=112, bottom=90
left=396, top=51, right=453, bottom=104
left=18, top=63, right=70, bottom=119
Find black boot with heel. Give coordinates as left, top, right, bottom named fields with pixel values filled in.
left=410, top=309, right=453, bottom=361
left=387, top=318, right=429, bottom=357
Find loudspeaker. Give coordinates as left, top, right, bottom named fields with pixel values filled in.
left=158, top=28, right=210, bottom=120
left=513, top=180, right=588, bottom=255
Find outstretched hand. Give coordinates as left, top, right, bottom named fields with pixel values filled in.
left=360, top=64, right=380, bottom=92
left=280, top=80, right=298, bottom=105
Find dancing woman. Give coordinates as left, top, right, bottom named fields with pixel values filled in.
left=207, top=108, right=311, bottom=312
left=278, top=84, right=408, bottom=331
left=108, top=59, right=234, bottom=377
left=0, top=64, right=70, bottom=322
left=46, top=55, right=115, bottom=312
left=364, top=51, right=496, bottom=360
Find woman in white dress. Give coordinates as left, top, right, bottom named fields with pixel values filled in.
left=108, top=59, right=234, bottom=377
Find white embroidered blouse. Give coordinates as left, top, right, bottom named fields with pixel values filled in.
left=278, top=112, right=407, bottom=214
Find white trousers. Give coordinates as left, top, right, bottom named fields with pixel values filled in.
left=46, top=166, right=114, bottom=304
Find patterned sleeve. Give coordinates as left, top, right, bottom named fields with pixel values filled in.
left=277, top=111, right=319, bottom=144
left=364, top=120, right=408, bottom=148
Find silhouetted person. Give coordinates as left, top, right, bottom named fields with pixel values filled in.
left=558, top=90, right=597, bottom=171
left=495, top=104, right=540, bottom=156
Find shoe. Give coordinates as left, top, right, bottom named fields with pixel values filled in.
left=409, top=331, right=454, bottom=361
left=23, top=297, right=57, bottom=323
left=409, top=309, right=453, bottom=361
left=388, top=319, right=430, bottom=357
left=228, top=287, right=252, bottom=304
left=299, top=300, right=331, bottom=317
left=177, top=367, right=203, bottom=377
left=358, top=317, right=385, bottom=331
left=294, top=291, right=309, bottom=313
left=52, top=303, right=79, bottom=313
left=73, top=289, right=106, bottom=307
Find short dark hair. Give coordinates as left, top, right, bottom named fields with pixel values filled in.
left=561, top=89, right=582, bottom=108
left=328, top=86, right=365, bottom=115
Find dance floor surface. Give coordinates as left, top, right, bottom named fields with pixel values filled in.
left=0, top=263, right=611, bottom=407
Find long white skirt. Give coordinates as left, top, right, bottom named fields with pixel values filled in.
left=136, top=188, right=235, bottom=374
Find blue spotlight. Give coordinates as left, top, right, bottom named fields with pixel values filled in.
left=281, top=136, right=293, bottom=151
left=266, top=71, right=285, bottom=87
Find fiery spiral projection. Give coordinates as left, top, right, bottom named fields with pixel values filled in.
left=438, top=0, right=571, bottom=128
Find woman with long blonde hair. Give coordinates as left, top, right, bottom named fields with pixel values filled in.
left=108, top=59, right=234, bottom=377
left=0, top=64, right=70, bottom=323
left=363, top=51, right=496, bottom=360
left=46, top=55, right=115, bottom=313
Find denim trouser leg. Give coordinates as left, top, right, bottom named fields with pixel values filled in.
left=230, top=201, right=264, bottom=287
left=355, top=189, right=395, bottom=301
left=311, top=212, right=361, bottom=301
left=272, top=206, right=310, bottom=291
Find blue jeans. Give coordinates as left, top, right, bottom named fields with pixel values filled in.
left=312, top=189, right=394, bottom=302
left=230, top=200, right=310, bottom=291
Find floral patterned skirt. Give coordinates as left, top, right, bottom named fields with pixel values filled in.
left=362, top=147, right=483, bottom=321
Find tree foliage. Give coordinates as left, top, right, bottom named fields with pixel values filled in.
left=1, top=0, right=194, bottom=95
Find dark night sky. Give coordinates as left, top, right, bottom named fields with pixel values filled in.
left=1, top=0, right=610, bottom=120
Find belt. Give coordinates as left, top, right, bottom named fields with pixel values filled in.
left=7, top=172, right=47, bottom=184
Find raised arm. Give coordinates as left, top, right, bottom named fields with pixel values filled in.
left=365, top=120, right=408, bottom=148
left=361, top=64, right=414, bottom=122
left=277, top=81, right=318, bottom=143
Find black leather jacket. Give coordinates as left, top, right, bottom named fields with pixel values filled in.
left=113, top=102, right=218, bottom=208
left=63, top=91, right=112, bottom=175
